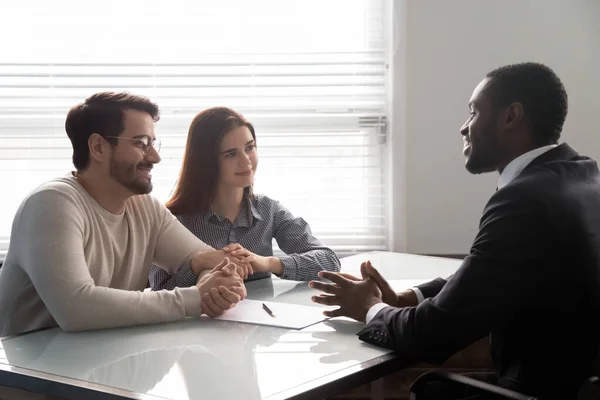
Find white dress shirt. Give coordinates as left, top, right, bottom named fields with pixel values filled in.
left=365, top=144, right=558, bottom=324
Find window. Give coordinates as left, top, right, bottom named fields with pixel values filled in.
left=0, top=0, right=389, bottom=259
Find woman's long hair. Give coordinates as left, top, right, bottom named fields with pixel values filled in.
left=166, top=107, right=256, bottom=215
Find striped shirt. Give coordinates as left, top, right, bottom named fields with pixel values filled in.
left=149, top=194, right=340, bottom=290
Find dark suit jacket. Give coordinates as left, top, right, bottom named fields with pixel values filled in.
left=358, top=143, right=600, bottom=399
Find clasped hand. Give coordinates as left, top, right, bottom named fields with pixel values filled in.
left=192, top=248, right=254, bottom=279
left=197, top=258, right=247, bottom=317
left=223, top=243, right=283, bottom=276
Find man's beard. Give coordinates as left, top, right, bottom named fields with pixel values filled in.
left=109, top=156, right=153, bottom=195
left=464, top=125, right=500, bottom=175
left=465, top=149, right=497, bottom=175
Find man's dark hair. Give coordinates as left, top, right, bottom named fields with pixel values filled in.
left=65, top=92, right=160, bottom=170
left=485, top=62, right=568, bottom=145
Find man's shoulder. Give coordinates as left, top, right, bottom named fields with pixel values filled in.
left=10, top=176, right=88, bottom=236
left=482, top=171, right=553, bottom=222
left=486, top=162, right=597, bottom=222
left=506, top=156, right=599, bottom=201
left=506, top=167, right=559, bottom=194
left=24, top=175, right=84, bottom=205
left=518, top=144, right=600, bottom=187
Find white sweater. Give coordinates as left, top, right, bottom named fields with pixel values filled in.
left=0, top=174, right=212, bottom=336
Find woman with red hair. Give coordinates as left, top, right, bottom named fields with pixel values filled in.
left=149, top=107, right=340, bottom=290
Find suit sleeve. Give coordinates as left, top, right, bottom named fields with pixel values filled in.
left=357, top=189, right=553, bottom=364
left=415, top=277, right=449, bottom=298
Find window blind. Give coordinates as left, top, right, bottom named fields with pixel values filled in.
left=0, top=0, right=389, bottom=259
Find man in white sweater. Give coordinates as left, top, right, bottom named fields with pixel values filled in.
left=0, top=92, right=249, bottom=337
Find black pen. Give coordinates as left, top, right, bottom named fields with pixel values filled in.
left=262, top=303, right=276, bottom=318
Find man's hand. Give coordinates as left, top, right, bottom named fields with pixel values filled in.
left=309, top=263, right=382, bottom=322
left=196, top=258, right=247, bottom=317
left=363, top=261, right=418, bottom=308
left=223, top=244, right=283, bottom=276
left=191, top=249, right=254, bottom=279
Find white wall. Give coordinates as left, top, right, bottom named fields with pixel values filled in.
left=390, top=0, right=600, bottom=254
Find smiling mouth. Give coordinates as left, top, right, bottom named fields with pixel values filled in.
left=137, top=166, right=153, bottom=179
left=236, top=170, right=252, bottom=176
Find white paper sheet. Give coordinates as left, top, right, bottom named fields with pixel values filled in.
left=202, top=299, right=329, bottom=330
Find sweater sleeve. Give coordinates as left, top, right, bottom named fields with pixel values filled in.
left=15, top=189, right=204, bottom=332
left=151, top=197, right=213, bottom=275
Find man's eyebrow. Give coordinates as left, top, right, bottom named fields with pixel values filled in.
left=127, top=134, right=153, bottom=139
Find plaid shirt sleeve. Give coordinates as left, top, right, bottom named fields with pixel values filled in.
left=149, top=262, right=197, bottom=291
left=272, top=200, right=341, bottom=281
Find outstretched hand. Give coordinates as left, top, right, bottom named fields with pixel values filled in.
left=309, top=262, right=382, bottom=322
left=361, top=260, right=399, bottom=306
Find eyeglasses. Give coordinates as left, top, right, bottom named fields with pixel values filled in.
left=104, top=135, right=161, bottom=153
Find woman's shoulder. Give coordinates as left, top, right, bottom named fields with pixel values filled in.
left=251, top=193, right=277, bottom=205
left=250, top=193, right=284, bottom=212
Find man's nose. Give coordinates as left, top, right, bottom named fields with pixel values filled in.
left=460, top=121, right=469, bottom=136
left=147, top=146, right=161, bottom=164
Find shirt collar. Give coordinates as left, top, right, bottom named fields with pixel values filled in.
left=203, top=208, right=217, bottom=222
left=248, top=199, right=263, bottom=221
left=497, top=144, right=558, bottom=189
left=204, top=195, right=263, bottom=225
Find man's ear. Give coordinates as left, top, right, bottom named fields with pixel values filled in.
left=504, top=102, right=525, bottom=130
left=88, top=133, right=110, bottom=163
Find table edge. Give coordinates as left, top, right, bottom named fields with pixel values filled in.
left=0, top=362, right=159, bottom=400
left=265, top=350, right=409, bottom=400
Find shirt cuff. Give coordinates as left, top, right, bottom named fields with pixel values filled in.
left=365, top=302, right=390, bottom=324
left=178, top=286, right=203, bottom=317
left=411, top=287, right=425, bottom=304
left=278, top=255, right=297, bottom=280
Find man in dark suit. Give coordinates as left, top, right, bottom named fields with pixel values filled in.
left=310, top=62, right=600, bottom=399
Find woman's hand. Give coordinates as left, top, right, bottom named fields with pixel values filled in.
left=223, top=244, right=283, bottom=276
left=191, top=249, right=254, bottom=280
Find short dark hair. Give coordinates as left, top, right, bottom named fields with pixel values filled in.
left=485, top=62, right=568, bottom=145
left=65, top=92, right=160, bottom=170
